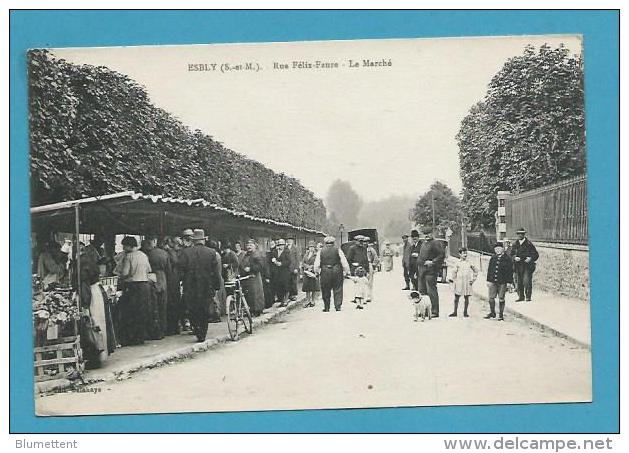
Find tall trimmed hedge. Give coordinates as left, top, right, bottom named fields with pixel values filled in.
left=456, top=44, right=585, bottom=228
left=28, top=50, right=327, bottom=230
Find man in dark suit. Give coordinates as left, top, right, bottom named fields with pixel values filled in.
left=417, top=226, right=445, bottom=317
left=314, top=236, right=350, bottom=312
left=346, top=235, right=370, bottom=276
left=286, top=237, right=301, bottom=301
left=271, top=238, right=292, bottom=307
left=485, top=241, right=514, bottom=321
left=178, top=229, right=221, bottom=342
left=510, top=227, right=539, bottom=302
left=407, top=230, right=422, bottom=290
left=401, top=234, right=411, bottom=290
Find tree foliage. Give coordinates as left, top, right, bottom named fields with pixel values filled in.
left=411, top=181, right=461, bottom=232
left=28, top=50, right=327, bottom=229
left=457, top=44, right=585, bottom=227
left=325, top=179, right=363, bottom=231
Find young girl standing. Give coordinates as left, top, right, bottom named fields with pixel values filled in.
left=351, top=266, right=369, bottom=310
left=448, top=247, right=478, bottom=317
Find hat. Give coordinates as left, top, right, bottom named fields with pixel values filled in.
left=410, top=230, right=420, bottom=238
left=182, top=228, right=194, bottom=237
left=361, top=236, right=371, bottom=242
left=493, top=241, right=504, bottom=249
left=308, top=240, right=316, bottom=247
left=323, top=236, right=336, bottom=244
left=421, top=225, right=433, bottom=234
left=277, top=239, right=286, bottom=246
left=246, top=238, right=257, bottom=245
left=516, top=227, right=527, bottom=234
left=191, top=229, right=207, bottom=241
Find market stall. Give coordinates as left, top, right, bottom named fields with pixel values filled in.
left=31, top=191, right=326, bottom=382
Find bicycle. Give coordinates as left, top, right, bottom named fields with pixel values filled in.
left=224, top=275, right=253, bottom=341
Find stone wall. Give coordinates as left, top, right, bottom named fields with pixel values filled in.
left=533, top=243, right=589, bottom=301
left=468, top=243, right=589, bottom=302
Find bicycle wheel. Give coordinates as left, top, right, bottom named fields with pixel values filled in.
left=241, top=295, right=253, bottom=334
left=226, top=295, right=239, bottom=341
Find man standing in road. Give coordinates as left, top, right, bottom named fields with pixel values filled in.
left=510, top=227, right=539, bottom=302
left=417, top=226, right=445, bottom=317
left=178, top=229, right=221, bottom=342
left=314, top=236, right=350, bottom=312
left=408, top=230, right=422, bottom=291
left=401, top=234, right=411, bottom=290
left=346, top=235, right=370, bottom=276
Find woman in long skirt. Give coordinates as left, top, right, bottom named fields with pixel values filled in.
left=381, top=242, right=395, bottom=272
left=114, top=236, right=152, bottom=345
left=301, top=241, right=320, bottom=308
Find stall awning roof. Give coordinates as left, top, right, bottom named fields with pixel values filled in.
left=31, top=191, right=326, bottom=237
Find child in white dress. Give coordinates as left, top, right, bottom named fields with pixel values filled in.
left=448, top=247, right=478, bottom=317
left=352, top=266, right=369, bottom=310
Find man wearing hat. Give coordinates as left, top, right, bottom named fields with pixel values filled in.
left=346, top=235, right=370, bottom=277
left=314, top=236, right=350, bottom=312
left=401, top=234, right=412, bottom=290
left=177, top=229, right=221, bottom=342
left=271, top=238, right=292, bottom=307
left=408, top=230, right=423, bottom=291
left=417, top=226, right=445, bottom=317
left=181, top=228, right=194, bottom=249
left=510, top=227, right=539, bottom=302
left=485, top=241, right=514, bottom=320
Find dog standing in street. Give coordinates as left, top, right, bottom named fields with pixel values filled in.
left=410, top=290, right=432, bottom=321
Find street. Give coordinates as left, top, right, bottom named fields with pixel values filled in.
left=36, top=258, right=591, bottom=416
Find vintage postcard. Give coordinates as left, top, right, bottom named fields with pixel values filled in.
left=29, top=36, right=591, bottom=416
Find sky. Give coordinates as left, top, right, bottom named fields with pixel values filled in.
left=51, top=35, right=581, bottom=203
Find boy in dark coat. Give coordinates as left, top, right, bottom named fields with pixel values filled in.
left=485, top=242, right=514, bottom=321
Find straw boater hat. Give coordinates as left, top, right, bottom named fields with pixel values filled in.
left=182, top=228, right=194, bottom=238
left=516, top=227, right=527, bottom=234
left=276, top=239, right=286, bottom=246
left=191, top=229, right=207, bottom=241
left=324, top=236, right=336, bottom=244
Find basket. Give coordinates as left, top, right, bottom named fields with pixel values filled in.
left=33, top=335, right=84, bottom=382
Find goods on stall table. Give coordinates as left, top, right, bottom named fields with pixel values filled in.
left=32, top=276, right=83, bottom=379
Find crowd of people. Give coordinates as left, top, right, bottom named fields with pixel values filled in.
left=35, top=223, right=540, bottom=369
left=35, top=229, right=355, bottom=366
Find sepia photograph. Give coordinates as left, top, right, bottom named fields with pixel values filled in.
left=27, top=35, right=592, bottom=417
